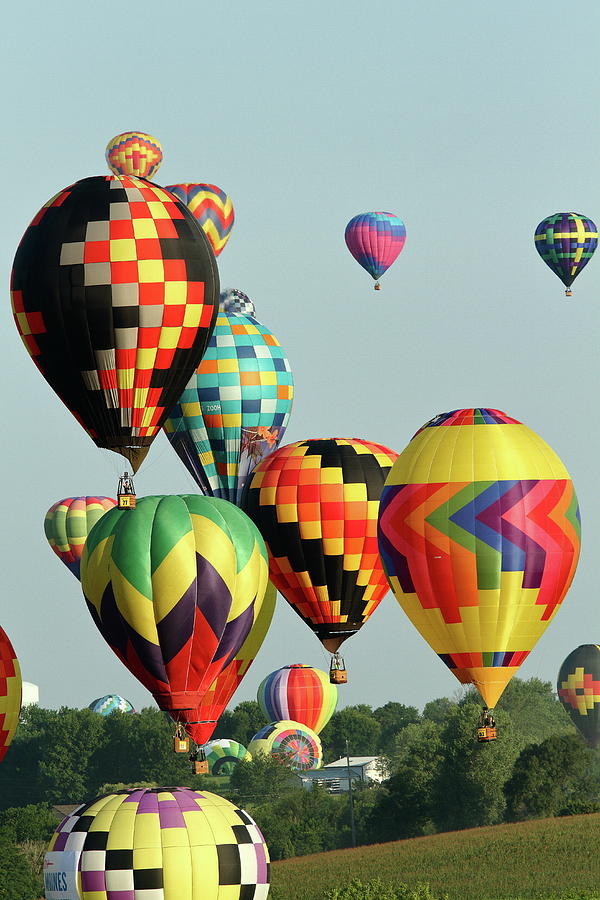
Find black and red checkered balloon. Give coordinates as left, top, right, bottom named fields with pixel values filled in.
left=242, top=438, right=398, bottom=653
left=10, top=175, right=219, bottom=471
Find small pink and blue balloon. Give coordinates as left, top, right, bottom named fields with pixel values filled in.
left=345, top=211, right=406, bottom=289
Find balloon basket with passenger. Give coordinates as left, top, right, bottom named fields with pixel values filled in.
left=173, top=723, right=190, bottom=754
left=117, top=472, right=136, bottom=509
left=329, top=652, right=347, bottom=685
left=189, top=746, right=209, bottom=775
left=476, top=707, right=497, bottom=743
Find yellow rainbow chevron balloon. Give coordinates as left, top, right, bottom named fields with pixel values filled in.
left=377, top=409, right=581, bottom=708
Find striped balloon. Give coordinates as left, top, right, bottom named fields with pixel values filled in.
left=248, top=720, right=322, bottom=771
left=44, top=496, right=116, bottom=579
left=166, top=183, right=234, bottom=256
left=0, top=626, right=22, bottom=764
left=534, top=212, right=598, bottom=292
left=81, top=495, right=269, bottom=744
left=200, top=738, right=251, bottom=775
left=164, top=299, right=293, bottom=505
left=378, top=408, right=581, bottom=709
left=105, top=132, right=163, bottom=178
left=345, top=211, right=406, bottom=287
left=257, top=664, right=337, bottom=734
left=88, top=695, right=135, bottom=715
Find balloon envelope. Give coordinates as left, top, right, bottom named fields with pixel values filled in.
left=200, top=738, right=251, bottom=775
left=0, top=626, right=21, bottom=764
left=88, top=694, right=135, bottom=715
left=258, top=663, right=337, bottom=733
left=166, top=183, right=234, bottom=256
left=378, top=408, right=581, bottom=708
left=534, top=212, right=598, bottom=289
left=44, top=496, right=116, bottom=579
left=190, top=580, right=276, bottom=743
left=44, top=787, right=270, bottom=900
left=11, top=175, right=219, bottom=471
left=242, top=438, right=398, bottom=652
left=248, top=720, right=322, bottom=771
left=557, top=644, right=600, bottom=749
left=345, top=211, right=406, bottom=281
left=81, top=495, right=269, bottom=743
left=165, top=298, right=293, bottom=504
left=105, top=132, right=163, bottom=178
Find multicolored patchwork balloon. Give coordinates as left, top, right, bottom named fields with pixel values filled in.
left=44, top=496, right=116, bottom=579
left=88, top=695, right=135, bottom=715
left=164, top=297, right=294, bottom=504
left=166, top=183, right=235, bottom=256
left=257, top=664, right=337, bottom=734
left=105, top=132, right=163, bottom=178
left=191, top=581, right=277, bottom=741
left=248, top=720, right=322, bottom=771
left=345, top=211, right=406, bottom=289
left=242, top=438, right=398, bottom=653
left=378, top=408, right=581, bottom=709
left=557, top=644, right=600, bottom=749
left=200, top=738, right=251, bottom=775
left=11, top=175, right=219, bottom=472
left=221, top=287, right=255, bottom=317
left=534, top=212, right=598, bottom=295
left=0, top=626, right=21, bottom=764
left=44, top=787, right=270, bottom=900
left=81, top=495, right=269, bottom=744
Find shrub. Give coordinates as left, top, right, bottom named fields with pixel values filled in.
left=322, top=878, right=448, bottom=900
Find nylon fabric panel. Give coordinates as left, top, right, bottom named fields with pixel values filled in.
left=164, top=308, right=293, bottom=504
left=242, top=438, right=398, bottom=650
left=11, top=176, right=219, bottom=471
left=378, top=408, right=581, bottom=707
left=557, top=644, right=600, bottom=748
left=80, top=496, right=269, bottom=739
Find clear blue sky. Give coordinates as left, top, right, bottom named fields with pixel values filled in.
left=2, top=1, right=599, bottom=714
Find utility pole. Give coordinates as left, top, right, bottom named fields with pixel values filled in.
left=345, top=738, right=357, bottom=848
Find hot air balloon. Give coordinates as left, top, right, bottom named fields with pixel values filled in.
left=81, top=495, right=269, bottom=745
left=11, top=175, right=219, bottom=473
left=190, top=581, right=277, bottom=741
left=257, top=664, right=337, bottom=734
left=242, top=438, right=398, bottom=679
left=221, top=287, right=255, bottom=316
left=166, top=183, right=234, bottom=256
left=534, top=213, right=598, bottom=296
left=378, top=408, right=581, bottom=728
left=248, top=720, right=322, bottom=771
left=345, top=211, right=406, bottom=289
left=88, top=695, right=135, bottom=715
left=44, top=497, right=116, bottom=579
left=557, top=644, right=600, bottom=749
left=105, top=132, right=163, bottom=178
left=0, top=626, right=21, bottom=764
left=200, top=738, right=251, bottom=775
left=164, top=292, right=293, bottom=504
left=44, top=787, right=270, bottom=900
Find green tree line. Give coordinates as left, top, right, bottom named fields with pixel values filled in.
left=1, top=678, right=599, bottom=899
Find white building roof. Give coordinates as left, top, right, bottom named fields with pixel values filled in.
left=325, top=756, right=378, bottom=768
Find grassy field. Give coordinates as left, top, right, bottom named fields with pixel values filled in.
left=270, top=813, right=600, bottom=900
